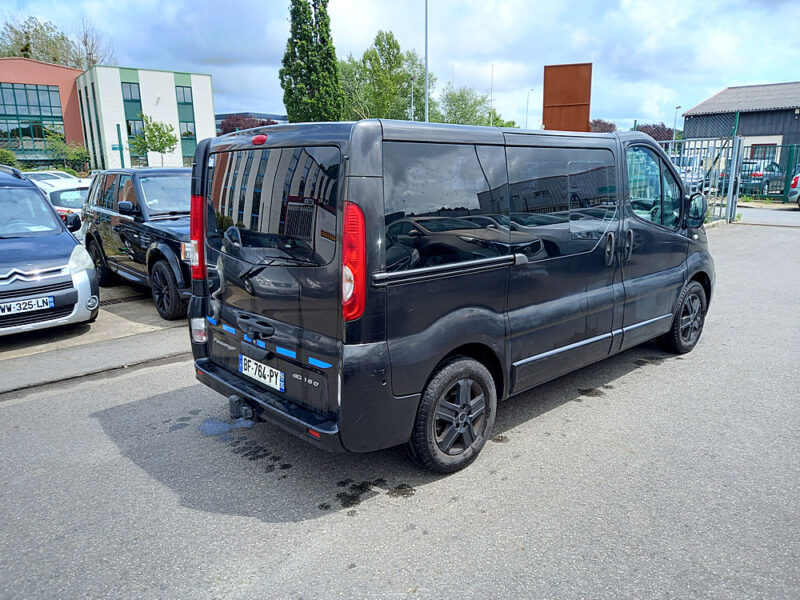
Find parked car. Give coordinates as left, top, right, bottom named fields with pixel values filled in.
left=82, top=168, right=193, bottom=320
left=32, top=177, right=92, bottom=238
left=739, top=159, right=784, bottom=194
left=0, top=165, right=99, bottom=336
left=669, top=154, right=706, bottom=191
left=789, top=165, right=800, bottom=207
left=24, top=170, right=78, bottom=181
left=186, top=121, right=715, bottom=473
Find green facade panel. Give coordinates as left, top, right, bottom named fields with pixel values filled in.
left=174, top=72, right=192, bottom=87
left=181, top=137, right=196, bottom=157
left=119, top=68, right=139, bottom=83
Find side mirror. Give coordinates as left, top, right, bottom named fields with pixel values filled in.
left=408, top=229, right=422, bottom=238
left=65, top=213, right=81, bottom=232
left=118, top=200, right=137, bottom=215
left=686, top=192, right=707, bottom=229
left=224, top=226, right=241, bottom=248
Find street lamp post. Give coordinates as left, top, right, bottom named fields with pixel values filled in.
left=673, top=105, right=682, bottom=141
left=410, top=75, right=417, bottom=121
left=424, top=0, right=429, bottom=122
left=525, top=88, right=535, bottom=129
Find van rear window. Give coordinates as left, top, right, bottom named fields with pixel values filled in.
left=207, top=146, right=340, bottom=265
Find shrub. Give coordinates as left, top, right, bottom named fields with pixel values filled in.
left=0, top=149, right=18, bottom=169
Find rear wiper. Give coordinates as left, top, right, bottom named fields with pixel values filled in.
left=238, top=257, right=316, bottom=281
left=151, top=210, right=190, bottom=217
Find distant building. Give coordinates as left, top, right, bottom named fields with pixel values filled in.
left=0, top=57, right=84, bottom=164
left=215, top=112, right=288, bottom=135
left=684, top=82, right=800, bottom=159
left=77, top=66, right=215, bottom=169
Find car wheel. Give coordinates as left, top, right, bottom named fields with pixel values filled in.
left=408, top=357, right=497, bottom=473
left=660, top=281, right=707, bottom=354
left=86, top=239, right=116, bottom=286
left=150, top=260, right=186, bottom=320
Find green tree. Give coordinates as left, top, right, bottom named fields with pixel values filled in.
left=0, top=16, right=81, bottom=67
left=487, top=108, right=517, bottom=128
left=129, top=113, right=178, bottom=166
left=45, top=130, right=91, bottom=170
left=0, top=149, right=18, bottom=168
left=339, top=31, right=438, bottom=121
left=280, top=0, right=343, bottom=122
left=437, top=84, right=487, bottom=125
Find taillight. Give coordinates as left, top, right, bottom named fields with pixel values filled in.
left=752, top=172, right=762, bottom=178
left=792, top=175, right=799, bottom=189
left=342, top=201, right=366, bottom=322
left=190, top=194, right=206, bottom=280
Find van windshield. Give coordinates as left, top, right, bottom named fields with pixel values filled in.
left=0, top=187, right=61, bottom=237
left=207, top=146, right=340, bottom=265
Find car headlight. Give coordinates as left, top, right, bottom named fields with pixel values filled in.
left=68, top=244, right=94, bottom=274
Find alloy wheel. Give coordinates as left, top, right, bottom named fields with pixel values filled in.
left=679, top=292, right=703, bottom=345
left=151, top=269, right=170, bottom=314
left=433, top=378, right=487, bottom=455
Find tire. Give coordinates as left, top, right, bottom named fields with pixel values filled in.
left=150, top=260, right=186, bottom=320
left=86, top=238, right=116, bottom=287
left=660, top=281, right=707, bottom=354
left=408, top=357, right=497, bottom=473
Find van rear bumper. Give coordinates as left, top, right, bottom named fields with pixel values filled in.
left=194, top=357, right=345, bottom=452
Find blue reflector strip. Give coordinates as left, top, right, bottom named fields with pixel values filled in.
left=308, top=357, right=332, bottom=369
left=206, top=316, right=218, bottom=326
left=244, top=334, right=253, bottom=343
left=222, top=324, right=236, bottom=335
left=256, top=340, right=266, bottom=349
left=275, top=346, right=296, bottom=359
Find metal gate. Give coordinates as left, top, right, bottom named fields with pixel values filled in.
left=659, top=136, right=744, bottom=222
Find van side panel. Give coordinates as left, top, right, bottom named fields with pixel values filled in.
left=384, top=272, right=510, bottom=397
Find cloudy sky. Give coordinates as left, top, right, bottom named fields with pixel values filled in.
left=5, top=0, right=800, bottom=129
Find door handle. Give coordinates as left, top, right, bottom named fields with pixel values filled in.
left=623, top=229, right=634, bottom=261
left=236, top=313, right=275, bottom=339
left=604, top=232, right=615, bottom=266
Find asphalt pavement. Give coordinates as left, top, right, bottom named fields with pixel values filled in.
left=1, top=224, right=798, bottom=599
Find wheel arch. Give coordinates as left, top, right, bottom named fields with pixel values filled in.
left=426, top=342, right=506, bottom=402
left=689, top=270, right=712, bottom=306
left=146, top=243, right=186, bottom=288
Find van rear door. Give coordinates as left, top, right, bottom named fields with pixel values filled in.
left=202, top=145, right=343, bottom=418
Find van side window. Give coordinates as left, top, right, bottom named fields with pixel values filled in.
left=507, top=147, right=617, bottom=258
left=382, top=142, right=509, bottom=272
left=207, top=147, right=340, bottom=266
left=627, top=145, right=682, bottom=229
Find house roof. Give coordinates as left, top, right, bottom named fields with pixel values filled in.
left=685, top=82, right=800, bottom=117
left=0, top=56, right=83, bottom=72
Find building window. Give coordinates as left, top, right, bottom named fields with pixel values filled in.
left=751, top=144, right=777, bottom=161
left=121, top=82, right=141, bottom=101
left=183, top=156, right=193, bottom=167
left=127, top=120, right=144, bottom=137
left=179, top=122, right=196, bottom=138
left=176, top=86, right=193, bottom=104
left=0, top=83, right=64, bottom=156
left=131, top=154, right=149, bottom=167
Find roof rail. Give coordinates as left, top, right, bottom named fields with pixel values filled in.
left=0, top=164, right=24, bottom=179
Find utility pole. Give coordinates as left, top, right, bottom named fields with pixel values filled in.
left=424, top=0, right=429, bottom=122
left=489, top=64, right=494, bottom=126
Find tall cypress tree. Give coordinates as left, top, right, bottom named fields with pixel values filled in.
left=280, top=0, right=343, bottom=122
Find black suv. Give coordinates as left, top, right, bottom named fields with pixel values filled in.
left=83, top=168, right=192, bottom=320
left=187, top=121, right=715, bottom=473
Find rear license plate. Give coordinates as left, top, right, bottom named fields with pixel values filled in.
left=0, top=296, right=54, bottom=315
left=239, top=355, right=285, bottom=392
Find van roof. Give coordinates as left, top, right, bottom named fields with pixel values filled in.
left=210, top=119, right=655, bottom=150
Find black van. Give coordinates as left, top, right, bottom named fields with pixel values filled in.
left=187, top=120, right=714, bottom=473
